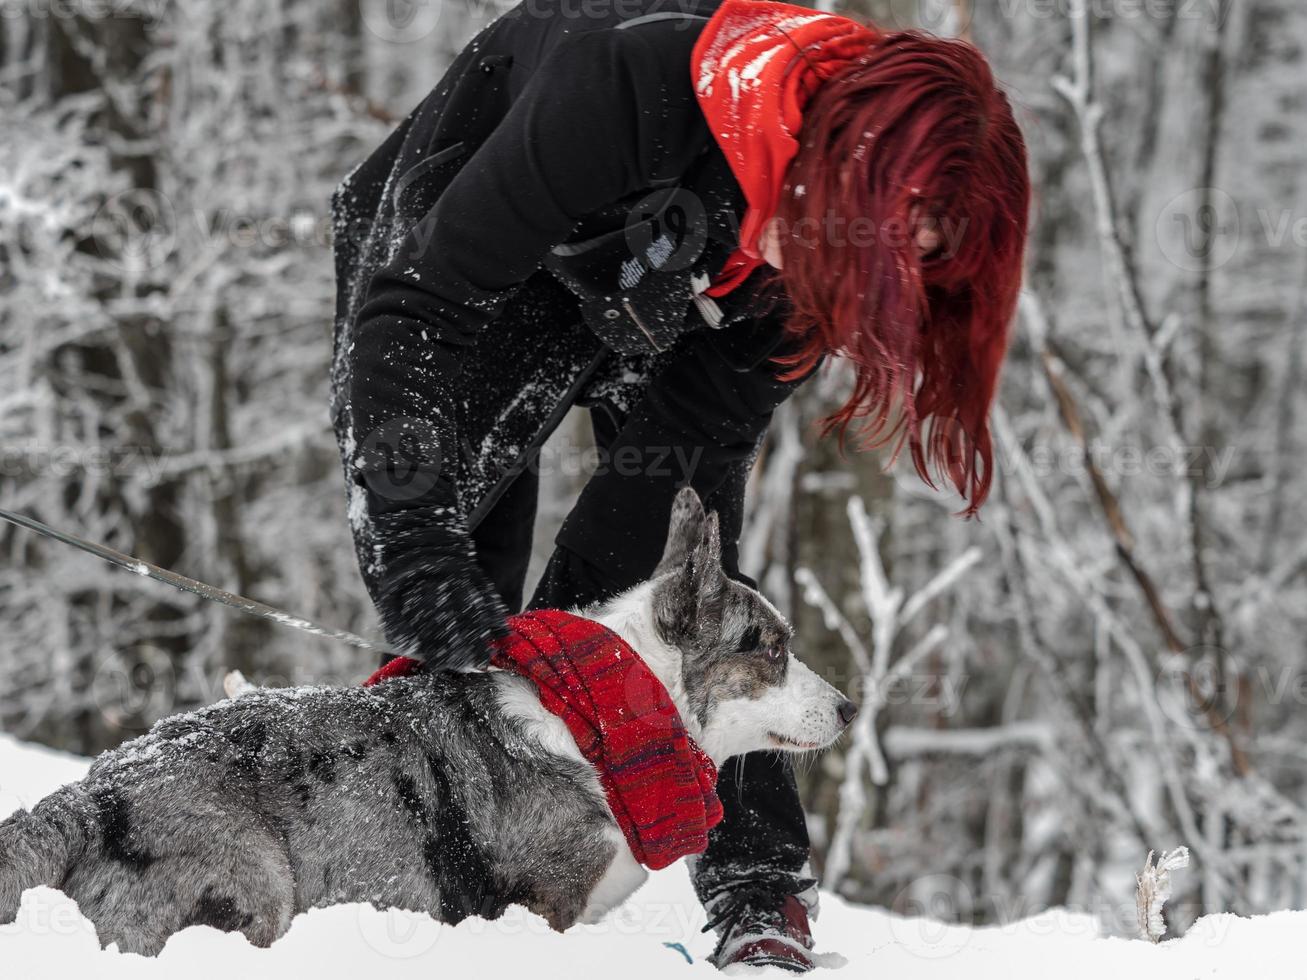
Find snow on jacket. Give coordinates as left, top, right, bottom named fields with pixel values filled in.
left=330, top=0, right=806, bottom=668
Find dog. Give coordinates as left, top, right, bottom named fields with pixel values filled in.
left=0, top=488, right=855, bottom=955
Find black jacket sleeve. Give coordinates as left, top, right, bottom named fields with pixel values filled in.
left=347, top=27, right=706, bottom=667
left=548, top=318, right=805, bottom=597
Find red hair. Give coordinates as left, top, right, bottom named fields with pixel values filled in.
left=775, top=31, right=1030, bottom=515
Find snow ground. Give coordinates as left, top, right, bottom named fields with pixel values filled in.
left=1, top=733, right=1302, bottom=979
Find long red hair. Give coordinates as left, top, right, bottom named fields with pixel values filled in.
left=775, top=30, right=1030, bottom=515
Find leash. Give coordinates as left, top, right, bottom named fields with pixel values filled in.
left=0, top=507, right=388, bottom=654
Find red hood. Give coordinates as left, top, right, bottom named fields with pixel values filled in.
left=692, top=0, right=879, bottom=296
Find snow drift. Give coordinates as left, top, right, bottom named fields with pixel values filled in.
left=0, top=734, right=1300, bottom=978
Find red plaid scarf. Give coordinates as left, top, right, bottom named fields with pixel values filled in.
left=364, top=609, right=723, bottom=871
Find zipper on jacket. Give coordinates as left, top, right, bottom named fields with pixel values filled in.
left=621, top=298, right=665, bottom=352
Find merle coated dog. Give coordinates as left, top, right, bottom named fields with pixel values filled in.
left=0, top=489, right=854, bottom=955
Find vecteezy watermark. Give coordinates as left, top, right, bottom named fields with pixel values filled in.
left=0, top=0, right=172, bottom=29
left=857, top=671, right=970, bottom=717
left=881, top=0, right=975, bottom=34
left=474, top=441, right=707, bottom=497
left=355, top=894, right=708, bottom=954
left=192, top=207, right=331, bottom=252
left=505, top=0, right=714, bottom=26
left=453, top=895, right=707, bottom=938
left=355, top=417, right=445, bottom=503
left=993, top=438, right=1240, bottom=489
left=92, top=646, right=177, bottom=734
left=885, top=886, right=1236, bottom=946
left=0, top=442, right=166, bottom=484
left=887, top=873, right=978, bottom=960
left=996, top=0, right=1229, bottom=22
left=91, top=188, right=177, bottom=274
left=1155, top=187, right=1241, bottom=273
left=1155, top=186, right=1307, bottom=273
left=529, top=437, right=705, bottom=482
left=623, top=186, right=709, bottom=274
left=888, top=428, right=1241, bottom=506
left=781, top=210, right=972, bottom=260
left=3, top=887, right=101, bottom=939
left=90, top=189, right=334, bottom=273
left=358, top=0, right=442, bottom=43
left=838, top=0, right=1223, bottom=37
left=1254, top=206, right=1307, bottom=251
left=357, top=904, right=445, bottom=958
left=1153, top=650, right=1307, bottom=735
left=1154, top=645, right=1239, bottom=733
left=354, top=420, right=708, bottom=504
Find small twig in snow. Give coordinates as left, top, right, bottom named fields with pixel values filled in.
left=1136, top=847, right=1190, bottom=943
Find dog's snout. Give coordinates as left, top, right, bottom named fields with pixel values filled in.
left=836, top=699, right=858, bottom=728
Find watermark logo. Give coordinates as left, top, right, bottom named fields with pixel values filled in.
left=1154, top=645, right=1238, bottom=733
left=92, top=646, right=176, bottom=733
left=92, top=188, right=176, bottom=273
left=359, top=0, right=443, bottom=44
left=1155, top=186, right=1240, bottom=273
left=357, top=904, right=445, bottom=958
left=357, top=417, right=444, bottom=503
left=888, top=873, right=976, bottom=959
left=623, top=187, right=708, bottom=275
left=882, top=0, right=974, bottom=35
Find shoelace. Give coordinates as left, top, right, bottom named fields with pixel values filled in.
left=701, top=875, right=818, bottom=937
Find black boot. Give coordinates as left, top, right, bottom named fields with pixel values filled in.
left=703, top=874, right=818, bottom=972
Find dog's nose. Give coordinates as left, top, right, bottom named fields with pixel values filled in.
left=836, top=699, right=858, bottom=727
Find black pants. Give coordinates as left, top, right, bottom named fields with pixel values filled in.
left=469, top=402, right=810, bottom=907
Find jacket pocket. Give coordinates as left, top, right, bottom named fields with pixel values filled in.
left=542, top=188, right=709, bottom=356
left=544, top=245, right=696, bottom=355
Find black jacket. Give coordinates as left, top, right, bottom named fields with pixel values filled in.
left=331, top=0, right=805, bottom=666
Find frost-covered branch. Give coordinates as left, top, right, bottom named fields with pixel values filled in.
left=813, top=495, right=980, bottom=891
left=1136, top=847, right=1190, bottom=943
left=1046, top=0, right=1244, bottom=776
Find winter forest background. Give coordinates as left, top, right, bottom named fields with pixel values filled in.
left=2, top=0, right=1304, bottom=941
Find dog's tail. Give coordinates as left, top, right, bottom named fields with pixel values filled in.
left=0, top=784, right=95, bottom=922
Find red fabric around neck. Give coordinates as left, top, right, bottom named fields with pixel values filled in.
left=363, top=609, right=723, bottom=871
left=692, top=0, right=879, bottom=296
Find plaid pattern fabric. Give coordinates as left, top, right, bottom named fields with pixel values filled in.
left=364, top=609, right=723, bottom=870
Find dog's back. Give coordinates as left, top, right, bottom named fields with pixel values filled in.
left=0, top=672, right=617, bottom=954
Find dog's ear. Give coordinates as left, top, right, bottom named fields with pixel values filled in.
left=686, top=510, right=726, bottom=613
left=652, top=489, right=727, bottom=645
left=654, top=487, right=707, bottom=578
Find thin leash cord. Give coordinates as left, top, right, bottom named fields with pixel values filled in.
left=774, top=23, right=819, bottom=72
left=0, top=507, right=389, bottom=655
